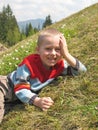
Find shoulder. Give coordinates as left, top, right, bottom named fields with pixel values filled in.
left=25, top=54, right=39, bottom=61
left=19, top=54, right=40, bottom=66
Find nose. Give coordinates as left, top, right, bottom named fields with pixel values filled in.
left=51, top=49, right=56, bottom=55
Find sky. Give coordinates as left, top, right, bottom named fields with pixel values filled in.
left=0, top=0, right=98, bottom=22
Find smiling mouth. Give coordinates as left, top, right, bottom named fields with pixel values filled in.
left=48, top=59, right=57, bottom=64
left=48, top=58, right=56, bottom=61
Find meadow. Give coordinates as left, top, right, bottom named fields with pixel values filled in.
left=0, top=3, right=98, bottom=130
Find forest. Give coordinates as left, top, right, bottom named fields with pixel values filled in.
left=0, top=4, right=52, bottom=47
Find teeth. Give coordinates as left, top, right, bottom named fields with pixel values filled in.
left=47, top=57, right=57, bottom=61
left=49, top=58, right=56, bottom=60
left=50, top=59, right=55, bottom=61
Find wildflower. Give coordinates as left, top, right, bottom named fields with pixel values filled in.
left=21, top=45, right=24, bottom=48
left=15, top=49, right=18, bottom=52
left=15, top=64, right=18, bottom=67
left=9, top=62, right=12, bottom=65
left=26, top=42, right=29, bottom=45
left=16, top=57, right=19, bottom=60
left=12, top=57, right=15, bottom=60
left=95, top=105, right=98, bottom=110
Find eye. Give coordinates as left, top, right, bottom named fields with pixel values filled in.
left=45, top=47, right=52, bottom=51
left=55, top=48, right=60, bottom=52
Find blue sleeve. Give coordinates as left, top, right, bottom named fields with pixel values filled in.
left=15, top=89, right=37, bottom=104
left=11, top=64, right=37, bottom=104
left=16, top=64, right=30, bottom=83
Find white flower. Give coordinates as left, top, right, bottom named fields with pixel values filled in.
left=9, top=62, right=12, bottom=65
left=16, top=57, right=19, bottom=60
left=12, top=57, right=15, bottom=60
left=15, top=49, right=18, bottom=52
left=21, top=45, right=24, bottom=48
left=26, top=42, right=29, bottom=45
left=15, top=64, right=18, bottom=67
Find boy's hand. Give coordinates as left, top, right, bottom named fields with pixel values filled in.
left=59, top=34, right=69, bottom=58
left=59, top=34, right=76, bottom=67
left=33, top=97, right=54, bottom=111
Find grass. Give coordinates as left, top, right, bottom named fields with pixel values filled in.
left=0, top=3, right=98, bottom=130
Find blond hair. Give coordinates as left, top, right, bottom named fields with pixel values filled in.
left=37, top=28, right=62, bottom=46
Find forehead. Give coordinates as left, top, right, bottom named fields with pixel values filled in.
left=41, top=35, right=60, bottom=45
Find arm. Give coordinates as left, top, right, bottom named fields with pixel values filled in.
left=15, top=83, right=54, bottom=111
left=59, top=35, right=76, bottom=67
left=13, top=65, right=54, bottom=111
left=59, top=35, right=87, bottom=75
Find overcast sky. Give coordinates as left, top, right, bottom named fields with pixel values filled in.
left=0, top=0, right=98, bottom=22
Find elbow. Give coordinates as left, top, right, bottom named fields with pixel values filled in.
left=78, top=61, right=87, bottom=72
left=79, top=65, right=87, bottom=72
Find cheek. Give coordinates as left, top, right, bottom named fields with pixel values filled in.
left=39, top=50, right=49, bottom=57
left=56, top=51, right=62, bottom=56
left=57, top=53, right=62, bottom=60
left=43, top=49, right=51, bottom=55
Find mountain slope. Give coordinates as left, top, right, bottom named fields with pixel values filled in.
left=0, top=3, right=98, bottom=130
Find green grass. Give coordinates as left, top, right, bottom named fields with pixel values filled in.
left=0, top=3, right=98, bottom=130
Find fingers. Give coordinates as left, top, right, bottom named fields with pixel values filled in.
left=42, top=97, right=54, bottom=106
left=41, top=97, right=54, bottom=111
left=59, top=34, right=67, bottom=46
left=59, top=34, right=69, bottom=58
left=44, top=97, right=54, bottom=104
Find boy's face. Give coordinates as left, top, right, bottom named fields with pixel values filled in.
left=37, top=35, right=62, bottom=69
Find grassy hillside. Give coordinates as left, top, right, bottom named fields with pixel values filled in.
left=0, top=3, right=98, bottom=130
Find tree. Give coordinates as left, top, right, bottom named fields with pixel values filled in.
left=0, top=4, right=21, bottom=46
left=20, top=29, right=26, bottom=40
left=6, top=27, right=21, bottom=46
left=25, top=23, right=33, bottom=37
left=43, top=15, right=52, bottom=28
left=25, top=23, right=38, bottom=37
left=0, top=10, right=7, bottom=43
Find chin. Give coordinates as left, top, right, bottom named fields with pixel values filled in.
left=49, top=63, right=56, bottom=67
left=44, top=62, right=56, bottom=69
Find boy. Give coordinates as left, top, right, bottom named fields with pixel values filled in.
left=0, top=28, right=87, bottom=123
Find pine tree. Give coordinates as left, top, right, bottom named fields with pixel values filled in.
left=25, top=23, right=38, bottom=37
left=43, top=15, right=52, bottom=28
left=0, top=4, right=21, bottom=46
left=0, top=8, right=7, bottom=43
